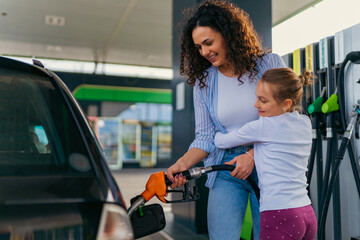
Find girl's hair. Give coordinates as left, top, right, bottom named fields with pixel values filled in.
left=261, top=68, right=314, bottom=112
left=180, top=0, right=266, bottom=88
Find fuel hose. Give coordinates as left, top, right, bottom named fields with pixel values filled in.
left=165, top=164, right=260, bottom=201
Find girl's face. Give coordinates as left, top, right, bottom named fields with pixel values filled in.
left=192, top=26, right=229, bottom=71
left=254, top=80, right=291, bottom=117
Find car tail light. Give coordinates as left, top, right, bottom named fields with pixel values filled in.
left=96, top=204, right=134, bottom=240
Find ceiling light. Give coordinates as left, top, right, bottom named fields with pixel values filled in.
left=45, top=15, right=66, bottom=26
left=146, top=55, right=160, bottom=61
left=46, top=45, right=63, bottom=52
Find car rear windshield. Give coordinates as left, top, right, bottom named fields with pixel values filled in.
left=0, top=68, right=95, bottom=177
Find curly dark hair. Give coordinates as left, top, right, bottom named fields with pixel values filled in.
left=180, top=0, right=266, bottom=88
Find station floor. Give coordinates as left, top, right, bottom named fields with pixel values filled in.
left=113, top=168, right=210, bottom=240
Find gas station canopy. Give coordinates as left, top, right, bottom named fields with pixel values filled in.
left=0, top=0, right=321, bottom=68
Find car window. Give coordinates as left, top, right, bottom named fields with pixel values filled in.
left=0, top=68, right=95, bottom=177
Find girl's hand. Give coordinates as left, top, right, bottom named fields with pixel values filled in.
left=225, top=151, right=255, bottom=180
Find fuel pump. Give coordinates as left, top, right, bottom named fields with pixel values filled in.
left=306, top=41, right=328, bottom=221
left=281, top=52, right=293, bottom=68
left=315, top=36, right=344, bottom=240
left=317, top=51, right=360, bottom=240
left=305, top=42, right=320, bottom=190
left=293, top=48, right=311, bottom=114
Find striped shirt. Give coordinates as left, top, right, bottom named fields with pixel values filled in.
left=188, top=53, right=286, bottom=188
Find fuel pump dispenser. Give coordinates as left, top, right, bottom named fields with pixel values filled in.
left=317, top=50, right=360, bottom=240
left=282, top=52, right=293, bottom=69
left=305, top=42, right=320, bottom=196
left=317, top=39, right=333, bottom=227
left=315, top=36, right=344, bottom=240
left=294, top=47, right=321, bottom=196
left=279, top=24, right=360, bottom=240
left=293, top=48, right=309, bottom=114
left=307, top=41, right=328, bottom=223
left=308, top=23, right=360, bottom=240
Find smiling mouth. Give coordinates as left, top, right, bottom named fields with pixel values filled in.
left=208, top=54, right=217, bottom=61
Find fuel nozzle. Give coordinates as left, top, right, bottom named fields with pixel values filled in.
left=133, top=168, right=209, bottom=207
left=127, top=171, right=168, bottom=216
left=141, top=171, right=167, bottom=203
left=322, top=94, right=339, bottom=114
left=308, top=87, right=326, bottom=114
left=308, top=97, right=324, bottom=114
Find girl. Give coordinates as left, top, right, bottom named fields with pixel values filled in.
left=214, top=68, right=317, bottom=240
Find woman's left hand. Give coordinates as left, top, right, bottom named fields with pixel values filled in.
left=225, top=149, right=255, bottom=180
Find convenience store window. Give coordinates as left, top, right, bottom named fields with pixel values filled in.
left=90, top=103, right=172, bottom=169
left=119, top=103, right=172, bottom=122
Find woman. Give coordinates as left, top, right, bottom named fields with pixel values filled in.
left=166, top=1, right=286, bottom=239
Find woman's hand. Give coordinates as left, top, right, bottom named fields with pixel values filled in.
left=225, top=149, right=255, bottom=180
left=166, top=161, right=187, bottom=189
left=166, top=148, right=208, bottom=189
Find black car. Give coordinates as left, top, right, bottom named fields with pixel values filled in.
left=0, top=56, right=165, bottom=239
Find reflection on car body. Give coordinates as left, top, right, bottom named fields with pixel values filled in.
left=0, top=56, right=164, bottom=239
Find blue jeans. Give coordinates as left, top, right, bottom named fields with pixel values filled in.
left=207, top=146, right=260, bottom=240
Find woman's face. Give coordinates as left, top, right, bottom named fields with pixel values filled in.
left=192, top=26, right=228, bottom=69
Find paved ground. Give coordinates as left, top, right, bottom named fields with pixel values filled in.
left=113, top=168, right=209, bottom=240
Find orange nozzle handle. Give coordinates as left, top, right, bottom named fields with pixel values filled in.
left=141, top=171, right=167, bottom=203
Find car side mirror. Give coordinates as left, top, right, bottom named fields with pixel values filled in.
left=130, top=203, right=166, bottom=239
